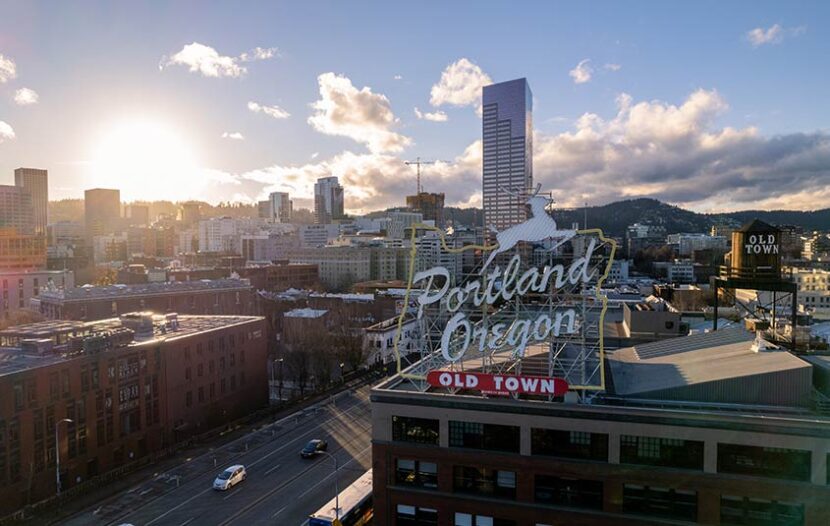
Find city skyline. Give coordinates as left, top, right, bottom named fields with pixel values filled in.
left=0, top=2, right=829, bottom=215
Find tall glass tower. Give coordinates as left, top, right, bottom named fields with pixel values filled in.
left=482, top=78, right=533, bottom=231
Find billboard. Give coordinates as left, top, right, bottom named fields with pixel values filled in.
left=392, top=186, right=616, bottom=394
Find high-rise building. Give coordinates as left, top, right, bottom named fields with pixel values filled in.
left=406, top=192, right=445, bottom=228
left=314, top=176, right=344, bottom=224
left=179, top=202, right=201, bottom=226
left=268, top=191, right=293, bottom=223
left=14, top=167, right=48, bottom=236
left=0, top=185, right=35, bottom=235
left=84, top=188, right=121, bottom=243
left=126, top=204, right=150, bottom=226
left=482, top=78, right=533, bottom=231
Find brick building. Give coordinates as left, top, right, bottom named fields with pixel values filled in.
left=236, top=262, right=320, bottom=292
left=0, top=313, right=267, bottom=512
left=37, top=278, right=256, bottom=321
left=371, top=329, right=830, bottom=525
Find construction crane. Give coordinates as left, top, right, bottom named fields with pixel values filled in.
left=404, top=157, right=438, bottom=195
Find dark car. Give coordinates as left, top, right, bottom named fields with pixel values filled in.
left=301, top=439, right=328, bottom=458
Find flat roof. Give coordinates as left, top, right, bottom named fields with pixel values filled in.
left=39, top=278, right=251, bottom=302
left=608, top=328, right=811, bottom=396
left=284, top=308, right=327, bottom=319
left=0, top=315, right=263, bottom=377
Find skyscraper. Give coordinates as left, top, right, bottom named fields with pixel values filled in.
left=314, top=176, right=344, bottom=224
left=84, top=188, right=121, bottom=243
left=0, top=185, right=35, bottom=234
left=268, top=191, right=293, bottom=223
left=482, top=78, right=533, bottom=231
left=14, top=167, right=48, bottom=236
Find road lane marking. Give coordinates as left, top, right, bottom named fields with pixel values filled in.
left=271, top=444, right=372, bottom=519
left=139, top=398, right=371, bottom=526
left=218, top=430, right=373, bottom=526
left=264, top=463, right=282, bottom=475
left=178, top=518, right=195, bottom=526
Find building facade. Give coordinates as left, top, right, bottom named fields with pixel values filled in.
left=0, top=314, right=267, bottom=512
left=314, top=176, right=344, bottom=224
left=268, top=192, right=292, bottom=223
left=37, top=278, right=256, bottom=321
left=406, top=193, right=445, bottom=228
left=84, top=189, right=121, bottom=244
left=482, top=78, right=533, bottom=232
left=0, top=270, right=74, bottom=320
left=13, top=168, right=48, bottom=237
left=0, top=185, right=34, bottom=235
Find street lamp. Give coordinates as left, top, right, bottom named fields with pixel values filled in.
left=55, top=418, right=73, bottom=497
left=277, top=358, right=284, bottom=402
left=339, top=362, right=345, bottom=383
left=317, top=450, right=340, bottom=521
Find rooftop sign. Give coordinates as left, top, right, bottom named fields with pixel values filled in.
left=393, top=185, right=616, bottom=393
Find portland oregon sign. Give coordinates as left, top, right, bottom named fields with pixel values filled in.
left=393, top=185, right=617, bottom=396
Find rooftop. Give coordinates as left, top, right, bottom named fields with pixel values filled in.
left=284, top=308, right=327, bottom=319
left=0, top=314, right=263, bottom=377
left=38, top=278, right=251, bottom=301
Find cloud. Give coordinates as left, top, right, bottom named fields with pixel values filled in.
left=238, top=46, right=278, bottom=62
left=746, top=24, right=783, bottom=46
left=248, top=101, right=290, bottom=119
left=0, top=121, right=16, bottom=143
left=414, top=107, right=448, bottom=122
left=221, top=131, right=245, bottom=140
left=159, top=42, right=276, bottom=78
left=308, top=72, right=411, bottom=153
left=604, top=63, right=622, bottom=72
left=13, top=87, right=38, bottom=105
left=0, top=53, right=15, bottom=83
left=528, top=89, right=830, bottom=211
left=310, top=152, right=319, bottom=159
left=393, top=74, right=403, bottom=80
left=429, top=58, right=492, bottom=112
left=569, top=59, right=593, bottom=84
left=204, top=89, right=830, bottom=214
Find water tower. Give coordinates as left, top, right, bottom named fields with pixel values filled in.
left=711, top=219, right=798, bottom=351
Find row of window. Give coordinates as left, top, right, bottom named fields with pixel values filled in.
left=391, top=416, right=816, bottom=482
left=393, top=463, right=805, bottom=525
left=184, top=351, right=245, bottom=380
left=184, top=373, right=245, bottom=407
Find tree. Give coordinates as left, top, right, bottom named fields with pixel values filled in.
left=284, top=347, right=310, bottom=397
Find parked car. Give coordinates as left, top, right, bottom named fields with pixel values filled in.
left=300, top=439, right=328, bottom=458
left=213, top=464, right=247, bottom=490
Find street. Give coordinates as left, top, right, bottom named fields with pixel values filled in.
left=61, top=386, right=373, bottom=526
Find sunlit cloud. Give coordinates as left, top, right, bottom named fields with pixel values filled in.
left=13, top=87, right=39, bottom=105
left=569, top=59, right=593, bottom=84
left=248, top=101, right=290, bottom=119
left=0, top=53, right=16, bottom=83
left=159, top=42, right=277, bottom=78
left=0, top=121, right=15, bottom=143
left=604, top=63, right=622, bottom=72
left=430, top=58, right=492, bottom=113
left=308, top=72, right=410, bottom=153
left=414, top=107, right=448, bottom=122
left=746, top=24, right=783, bottom=46
left=393, top=74, right=403, bottom=80
left=221, top=131, right=245, bottom=140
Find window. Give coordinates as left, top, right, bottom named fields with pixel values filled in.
left=186, top=391, right=192, bottom=407
left=198, top=387, right=204, bottom=403
left=185, top=367, right=191, bottom=380
left=532, top=429, right=608, bottom=461
left=623, top=484, right=697, bottom=522
left=197, top=363, right=203, bottom=377
left=534, top=474, right=603, bottom=510
left=620, top=435, right=703, bottom=470
left=453, top=466, right=516, bottom=499
left=454, top=513, right=515, bottom=526
left=395, top=459, right=438, bottom=488
left=449, top=421, right=520, bottom=453
left=718, top=443, right=810, bottom=481
left=720, top=495, right=804, bottom=526
left=392, top=416, right=439, bottom=445
left=396, top=505, right=438, bottom=526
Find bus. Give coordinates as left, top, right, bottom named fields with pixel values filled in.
left=309, top=468, right=373, bottom=526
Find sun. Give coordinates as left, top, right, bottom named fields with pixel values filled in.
left=90, top=118, right=203, bottom=202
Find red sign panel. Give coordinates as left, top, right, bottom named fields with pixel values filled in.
left=426, top=371, right=569, bottom=396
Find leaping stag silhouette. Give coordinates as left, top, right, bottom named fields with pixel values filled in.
left=482, top=184, right=576, bottom=271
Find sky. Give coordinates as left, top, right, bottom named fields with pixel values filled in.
left=0, top=1, right=828, bottom=214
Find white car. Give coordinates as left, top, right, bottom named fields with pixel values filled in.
left=213, top=464, right=246, bottom=491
